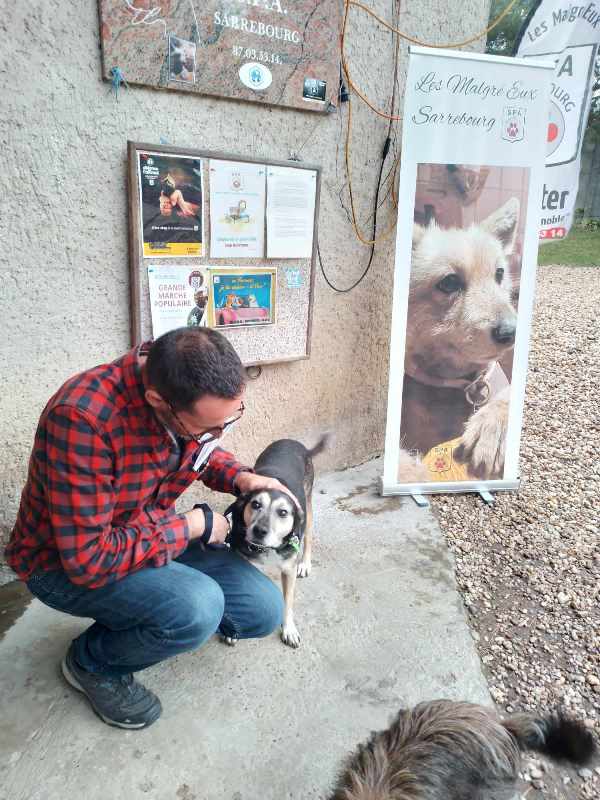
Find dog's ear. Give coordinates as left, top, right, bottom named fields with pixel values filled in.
left=293, top=504, right=305, bottom=534
left=231, top=494, right=249, bottom=526
left=412, top=223, right=426, bottom=249
left=227, top=494, right=250, bottom=549
left=481, top=197, right=520, bottom=255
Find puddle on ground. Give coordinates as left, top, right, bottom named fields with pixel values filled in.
left=335, top=483, right=405, bottom=516
left=0, top=580, right=32, bottom=641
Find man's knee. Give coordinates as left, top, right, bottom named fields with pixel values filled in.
left=160, top=573, right=225, bottom=652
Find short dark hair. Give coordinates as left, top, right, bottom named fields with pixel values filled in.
left=146, top=327, right=245, bottom=410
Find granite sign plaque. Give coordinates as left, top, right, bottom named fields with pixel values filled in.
left=99, top=1, right=342, bottom=113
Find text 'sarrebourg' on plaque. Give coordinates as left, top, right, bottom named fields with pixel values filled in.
left=99, top=0, right=342, bottom=113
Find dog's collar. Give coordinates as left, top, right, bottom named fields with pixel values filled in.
left=463, top=368, right=494, bottom=411
left=406, top=362, right=497, bottom=410
left=276, top=533, right=301, bottom=557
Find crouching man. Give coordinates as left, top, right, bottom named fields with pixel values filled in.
left=5, top=327, right=289, bottom=729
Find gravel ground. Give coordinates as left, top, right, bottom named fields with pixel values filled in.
left=432, top=266, right=600, bottom=800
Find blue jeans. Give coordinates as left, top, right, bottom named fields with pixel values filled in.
left=26, top=544, right=283, bottom=676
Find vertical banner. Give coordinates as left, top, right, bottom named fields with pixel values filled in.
left=516, top=0, right=600, bottom=241
left=382, top=47, right=553, bottom=496
left=515, top=1, right=600, bottom=241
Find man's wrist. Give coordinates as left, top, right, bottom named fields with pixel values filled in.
left=185, top=507, right=206, bottom=540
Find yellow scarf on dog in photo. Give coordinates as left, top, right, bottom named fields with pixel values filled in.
left=422, top=438, right=471, bottom=482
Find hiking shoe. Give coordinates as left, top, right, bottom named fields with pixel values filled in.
left=61, top=644, right=162, bottom=729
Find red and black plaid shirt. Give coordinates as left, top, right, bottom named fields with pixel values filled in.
left=5, top=344, right=248, bottom=588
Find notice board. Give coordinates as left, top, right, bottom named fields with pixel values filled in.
left=127, top=141, right=320, bottom=367
left=99, top=1, right=342, bottom=113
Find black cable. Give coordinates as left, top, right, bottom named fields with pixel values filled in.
left=318, top=136, right=391, bottom=293
left=318, top=134, right=393, bottom=292
left=320, top=0, right=400, bottom=294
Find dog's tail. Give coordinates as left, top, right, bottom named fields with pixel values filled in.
left=307, top=432, right=331, bottom=459
left=503, top=711, right=596, bottom=765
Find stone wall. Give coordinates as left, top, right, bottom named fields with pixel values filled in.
left=0, top=0, right=489, bottom=575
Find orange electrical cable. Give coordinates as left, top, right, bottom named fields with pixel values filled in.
left=344, top=93, right=399, bottom=245
left=341, top=0, right=520, bottom=121
left=340, top=0, right=519, bottom=244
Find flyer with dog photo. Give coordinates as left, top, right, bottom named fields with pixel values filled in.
left=208, top=268, right=276, bottom=329
left=138, top=151, right=204, bottom=257
left=147, top=265, right=210, bottom=338
left=209, top=160, right=266, bottom=259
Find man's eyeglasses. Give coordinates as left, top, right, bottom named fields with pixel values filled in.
left=168, top=401, right=245, bottom=446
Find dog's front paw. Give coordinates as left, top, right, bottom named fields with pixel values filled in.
left=281, top=621, right=301, bottom=648
left=297, top=559, right=311, bottom=578
left=221, top=635, right=237, bottom=647
left=454, top=388, right=509, bottom=479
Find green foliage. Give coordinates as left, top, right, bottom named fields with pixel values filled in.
left=581, top=217, right=600, bottom=231
left=538, top=226, right=600, bottom=265
left=486, top=0, right=537, bottom=55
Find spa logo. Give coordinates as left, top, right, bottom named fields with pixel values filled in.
left=239, top=62, right=273, bottom=91
left=230, top=171, right=244, bottom=192
left=502, top=106, right=526, bottom=143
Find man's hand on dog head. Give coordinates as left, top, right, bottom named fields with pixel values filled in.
left=185, top=508, right=230, bottom=545
left=233, top=471, right=301, bottom=512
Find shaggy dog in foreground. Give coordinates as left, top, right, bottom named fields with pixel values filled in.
left=330, top=700, right=596, bottom=799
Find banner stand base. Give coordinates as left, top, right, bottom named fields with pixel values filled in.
left=410, top=489, right=494, bottom=506
left=379, top=478, right=521, bottom=497
left=479, top=490, right=495, bottom=505
left=411, top=493, right=430, bottom=508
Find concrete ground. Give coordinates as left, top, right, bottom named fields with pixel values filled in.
left=0, top=459, right=490, bottom=800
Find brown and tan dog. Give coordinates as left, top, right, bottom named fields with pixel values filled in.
left=228, top=436, right=328, bottom=648
left=400, top=198, right=520, bottom=480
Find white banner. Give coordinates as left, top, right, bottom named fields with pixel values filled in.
left=516, top=1, right=600, bottom=240
left=382, top=47, right=553, bottom=496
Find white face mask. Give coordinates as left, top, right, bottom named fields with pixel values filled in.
left=192, top=438, right=220, bottom=472
left=191, top=417, right=241, bottom=472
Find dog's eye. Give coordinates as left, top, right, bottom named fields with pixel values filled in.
left=277, top=509, right=288, bottom=518
left=495, top=267, right=505, bottom=284
left=251, top=500, right=261, bottom=510
left=436, top=274, right=463, bottom=294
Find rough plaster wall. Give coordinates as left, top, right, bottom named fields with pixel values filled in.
left=0, top=0, right=489, bottom=570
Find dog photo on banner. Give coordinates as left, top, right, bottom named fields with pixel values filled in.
left=404, top=163, right=529, bottom=483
